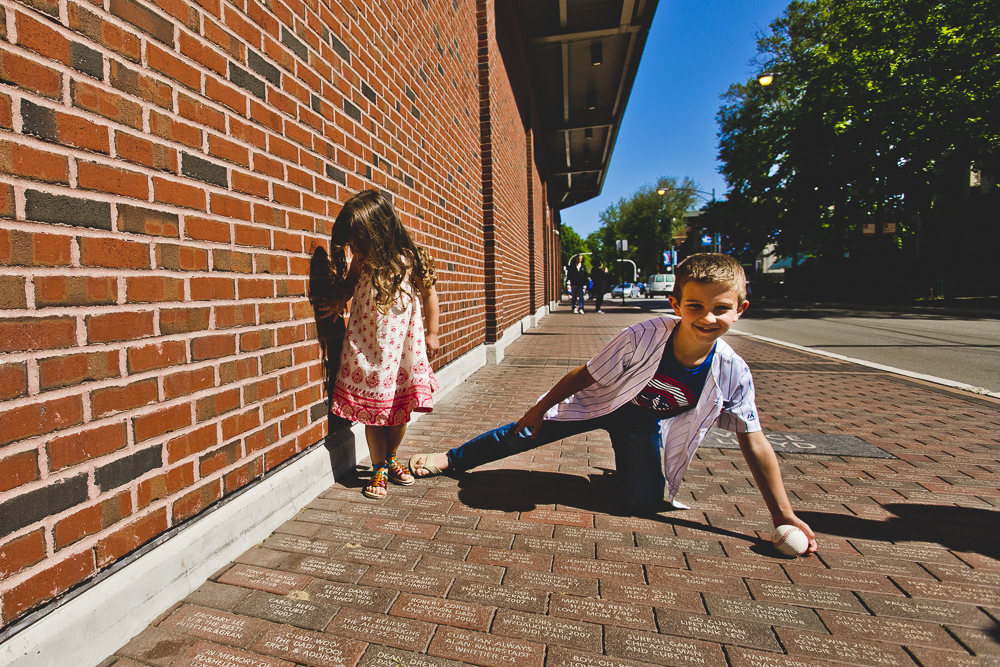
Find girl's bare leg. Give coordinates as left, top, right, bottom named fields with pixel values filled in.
left=365, top=424, right=412, bottom=497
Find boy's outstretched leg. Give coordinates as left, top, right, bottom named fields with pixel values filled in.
left=608, top=417, right=667, bottom=514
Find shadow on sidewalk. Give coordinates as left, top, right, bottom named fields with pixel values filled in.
left=798, top=504, right=1000, bottom=561
left=454, top=469, right=763, bottom=545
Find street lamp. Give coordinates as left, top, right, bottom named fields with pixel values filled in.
left=615, top=258, right=636, bottom=282
left=757, top=72, right=775, bottom=86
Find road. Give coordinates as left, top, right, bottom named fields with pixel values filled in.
left=730, top=303, right=1000, bottom=394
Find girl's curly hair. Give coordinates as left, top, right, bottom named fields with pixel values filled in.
left=327, top=190, right=432, bottom=313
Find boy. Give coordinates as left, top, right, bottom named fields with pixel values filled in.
left=410, top=254, right=817, bottom=553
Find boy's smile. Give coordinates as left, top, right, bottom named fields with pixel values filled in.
left=669, top=281, right=748, bottom=355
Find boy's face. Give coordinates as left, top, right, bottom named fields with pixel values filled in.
left=669, top=281, right=747, bottom=346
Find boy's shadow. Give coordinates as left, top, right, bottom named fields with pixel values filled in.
left=797, top=504, right=1000, bottom=561
left=454, top=468, right=763, bottom=544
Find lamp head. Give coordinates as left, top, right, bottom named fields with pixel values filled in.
left=757, top=72, right=775, bottom=86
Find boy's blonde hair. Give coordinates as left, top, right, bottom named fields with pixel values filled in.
left=674, top=253, right=747, bottom=304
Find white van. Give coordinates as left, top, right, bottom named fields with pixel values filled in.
left=646, top=273, right=675, bottom=298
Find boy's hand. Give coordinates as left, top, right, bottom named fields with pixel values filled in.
left=314, top=298, right=339, bottom=319
left=425, top=333, right=440, bottom=359
left=773, top=514, right=819, bottom=555
left=514, top=404, right=547, bottom=438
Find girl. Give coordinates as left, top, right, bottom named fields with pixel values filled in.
left=318, top=190, right=440, bottom=499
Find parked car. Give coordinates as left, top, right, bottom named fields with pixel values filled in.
left=611, top=283, right=640, bottom=298
left=646, top=273, right=676, bottom=298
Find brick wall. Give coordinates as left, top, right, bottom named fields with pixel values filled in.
left=0, top=0, right=558, bottom=630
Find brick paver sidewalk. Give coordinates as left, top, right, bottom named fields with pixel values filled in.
left=108, top=304, right=1000, bottom=667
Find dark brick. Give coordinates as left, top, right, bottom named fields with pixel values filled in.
left=94, top=445, right=162, bottom=492
left=0, top=474, right=88, bottom=537
left=181, top=152, right=227, bottom=188
left=25, top=190, right=112, bottom=230
left=361, top=82, right=376, bottom=104
left=326, top=164, right=346, bottom=184
left=69, top=42, right=103, bottom=79
left=229, top=62, right=264, bottom=100
left=20, top=99, right=57, bottom=141
left=280, top=27, right=307, bottom=61
left=330, top=34, right=350, bottom=62
left=109, top=0, right=173, bottom=47
left=344, top=99, right=361, bottom=122
left=410, top=104, right=420, bottom=120
left=247, top=51, right=278, bottom=87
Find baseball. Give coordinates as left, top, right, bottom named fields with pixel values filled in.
left=771, top=525, right=809, bottom=556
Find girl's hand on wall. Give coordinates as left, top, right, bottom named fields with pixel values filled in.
left=426, top=332, right=440, bottom=359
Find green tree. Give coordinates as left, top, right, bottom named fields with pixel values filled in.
left=560, top=224, right=589, bottom=268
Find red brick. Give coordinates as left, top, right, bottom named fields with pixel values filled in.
left=208, top=134, right=250, bottom=167
left=0, top=182, right=12, bottom=218
left=0, top=530, right=46, bottom=579
left=90, top=379, right=158, bottom=418
left=224, top=457, right=262, bottom=493
left=68, top=4, right=141, bottom=62
left=151, top=0, right=198, bottom=30
left=251, top=151, right=283, bottom=178
left=2, top=550, right=95, bottom=623
left=116, top=131, right=177, bottom=171
left=0, top=450, right=39, bottom=492
left=205, top=75, right=247, bottom=113
left=53, top=503, right=102, bottom=550
left=146, top=43, right=200, bottom=90
left=56, top=110, right=110, bottom=153
left=15, top=11, right=69, bottom=63
left=191, top=333, right=236, bottom=360
left=178, top=93, right=226, bottom=132
left=47, top=421, right=128, bottom=470
left=80, top=236, right=150, bottom=269
left=0, top=93, right=10, bottom=130
left=199, top=440, right=240, bottom=477
left=239, top=329, right=272, bottom=352
left=221, top=408, right=261, bottom=441
left=95, top=508, right=168, bottom=567
left=126, top=276, right=184, bottom=302
left=133, top=403, right=192, bottom=442
left=149, top=110, right=202, bottom=149
left=228, top=117, right=266, bottom=149
left=160, top=306, right=211, bottom=334
left=0, top=48, right=62, bottom=99
left=0, top=395, right=83, bottom=447
left=0, top=362, right=28, bottom=400
left=34, top=276, right=117, bottom=308
left=178, top=31, right=226, bottom=75
left=273, top=230, right=303, bottom=253
left=128, top=340, right=187, bottom=373
left=210, top=193, right=252, bottom=221
left=163, top=366, right=214, bottom=399
left=166, top=424, right=217, bottom=464
left=156, top=243, right=209, bottom=271
left=232, top=171, right=269, bottom=198
left=71, top=79, right=142, bottom=129
left=78, top=161, right=148, bottom=199
left=234, top=223, right=270, bottom=248
left=153, top=176, right=207, bottom=210
left=110, top=60, right=173, bottom=109
left=215, top=304, right=256, bottom=328
left=287, top=211, right=315, bottom=231
left=272, top=183, right=300, bottom=207
left=195, top=387, right=241, bottom=421
left=0, top=140, right=69, bottom=184
left=185, top=216, right=231, bottom=242
left=172, top=479, right=222, bottom=523
left=238, top=278, right=273, bottom=299
left=37, top=350, right=119, bottom=391
left=190, top=277, right=235, bottom=301
left=86, top=311, right=154, bottom=343
left=137, top=462, right=194, bottom=509
left=0, top=230, right=72, bottom=267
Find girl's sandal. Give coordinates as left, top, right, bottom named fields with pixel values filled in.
left=386, top=456, right=415, bottom=486
left=363, top=465, right=388, bottom=499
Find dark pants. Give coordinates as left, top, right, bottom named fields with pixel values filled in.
left=447, top=406, right=665, bottom=512
left=595, top=289, right=605, bottom=311
left=571, top=286, right=586, bottom=311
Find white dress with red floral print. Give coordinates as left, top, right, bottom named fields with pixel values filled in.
left=329, top=274, right=437, bottom=426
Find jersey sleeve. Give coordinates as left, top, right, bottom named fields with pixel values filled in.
left=585, top=326, right=636, bottom=387
left=714, top=357, right=762, bottom=433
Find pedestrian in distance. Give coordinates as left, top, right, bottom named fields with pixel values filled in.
left=409, top=253, right=818, bottom=552
left=592, top=259, right=609, bottom=313
left=567, top=254, right=589, bottom=314
left=316, top=190, right=441, bottom=499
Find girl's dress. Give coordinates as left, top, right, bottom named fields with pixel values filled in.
left=329, top=272, right=437, bottom=426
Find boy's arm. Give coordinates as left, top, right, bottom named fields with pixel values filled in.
left=514, top=365, right=596, bottom=437
left=737, top=430, right=819, bottom=554
left=418, top=282, right=440, bottom=359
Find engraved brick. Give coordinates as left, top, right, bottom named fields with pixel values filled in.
left=284, top=555, right=368, bottom=583
left=728, top=646, right=859, bottom=667
left=468, top=546, right=551, bottom=571
left=604, top=626, right=726, bottom=667
left=776, top=628, right=918, bottom=667
left=552, top=555, right=645, bottom=582
left=492, top=608, right=601, bottom=651
left=519, top=509, right=593, bottom=527
left=596, top=544, right=685, bottom=569
left=217, top=565, right=311, bottom=595
left=316, top=526, right=394, bottom=548
left=436, top=526, right=514, bottom=549
left=600, top=581, right=705, bottom=613
left=390, top=593, right=493, bottom=631
left=359, top=646, right=467, bottom=667
left=892, top=577, right=1000, bottom=606
left=848, top=539, right=964, bottom=565
left=185, top=582, right=253, bottom=612
left=359, top=566, right=452, bottom=596
left=388, top=536, right=471, bottom=560
left=364, top=518, right=438, bottom=540
left=342, top=504, right=411, bottom=520
left=263, top=534, right=340, bottom=558
left=553, top=525, right=633, bottom=545
left=251, top=625, right=366, bottom=667
left=512, top=534, right=594, bottom=558
left=326, top=608, right=435, bottom=652
left=819, top=610, right=964, bottom=650
left=595, top=515, right=675, bottom=533
left=858, top=591, right=996, bottom=628
left=655, top=608, right=781, bottom=651
left=546, top=646, right=667, bottom=667
left=447, top=580, right=547, bottom=613
left=550, top=593, right=656, bottom=631
left=924, top=564, right=1000, bottom=588
left=303, top=580, right=397, bottom=613
left=116, top=626, right=196, bottom=665
left=383, top=496, right=454, bottom=513
left=416, top=554, right=504, bottom=584
left=298, top=509, right=363, bottom=527
left=746, top=580, right=867, bottom=613
left=906, top=646, right=1000, bottom=667
left=335, top=544, right=420, bottom=569
left=647, top=566, right=748, bottom=596
left=428, top=626, right=544, bottom=667
left=687, top=554, right=789, bottom=582
left=820, top=553, right=934, bottom=578
left=783, top=566, right=901, bottom=595
left=635, top=533, right=725, bottom=556
left=174, top=641, right=293, bottom=667
left=476, top=516, right=554, bottom=537
left=703, top=593, right=825, bottom=632
left=503, top=569, right=599, bottom=596
left=408, top=511, right=480, bottom=528
left=234, top=591, right=338, bottom=630
left=160, top=605, right=270, bottom=648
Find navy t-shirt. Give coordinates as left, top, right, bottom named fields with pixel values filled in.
left=626, top=334, right=715, bottom=420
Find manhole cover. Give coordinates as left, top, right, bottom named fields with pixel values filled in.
left=701, top=431, right=895, bottom=458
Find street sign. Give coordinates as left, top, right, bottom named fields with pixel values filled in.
left=882, top=222, right=896, bottom=234
left=863, top=223, right=876, bottom=235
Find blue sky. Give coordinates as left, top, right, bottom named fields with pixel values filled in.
left=560, top=0, right=791, bottom=237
